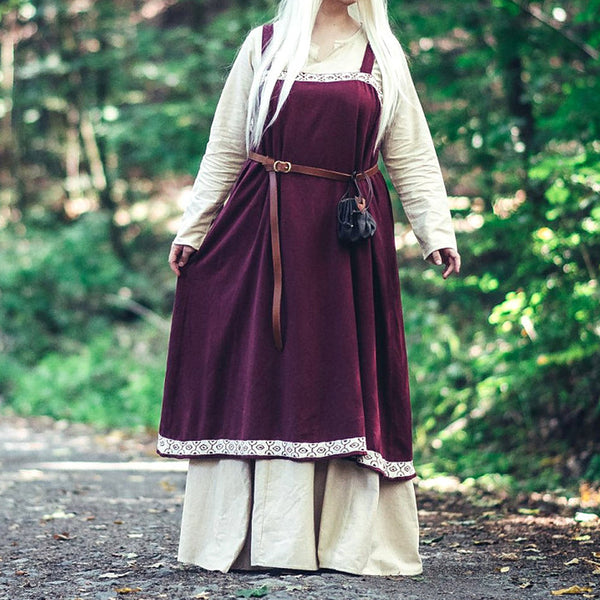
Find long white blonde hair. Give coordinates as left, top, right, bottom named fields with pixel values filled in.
left=245, top=0, right=409, bottom=151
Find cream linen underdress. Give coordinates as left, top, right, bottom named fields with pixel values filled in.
left=175, top=24, right=456, bottom=576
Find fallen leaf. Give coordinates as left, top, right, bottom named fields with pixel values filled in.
left=99, top=572, right=132, bottom=579
left=593, top=568, right=600, bottom=576
left=471, top=496, right=503, bottom=508
left=422, top=535, right=444, bottom=545
left=194, top=593, right=210, bottom=599
left=565, top=559, right=581, bottom=566
left=454, top=519, right=476, bottom=526
left=160, top=480, right=176, bottom=493
left=481, top=510, right=501, bottom=519
left=473, top=539, right=493, bottom=545
left=551, top=586, right=594, bottom=596
left=582, top=559, right=600, bottom=568
left=42, top=510, right=76, bottom=521
left=500, top=552, right=519, bottom=561
left=115, top=587, right=142, bottom=594
left=499, top=566, right=510, bottom=573
left=114, top=520, right=124, bottom=525
left=53, top=532, right=72, bottom=541
left=15, top=570, right=27, bottom=576
left=518, top=508, right=540, bottom=515
left=593, top=553, right=600, bottom=559
left=579, top=483, right=600, bottom=505
left=235, top=585, right=269, bottom=598
left=575, top=512, right=599, bottom=522
left=573, top=535, right=591, bottom=542
left=519, top=581, right=533, bottom=589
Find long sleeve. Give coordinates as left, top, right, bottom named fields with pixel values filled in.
left=379, top=61, right=457, bottom=259
left=173, top=27, right=262, bottom=249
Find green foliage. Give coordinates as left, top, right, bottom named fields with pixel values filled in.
left=0, top=212, right=171, bottom=429
left=236, top=586, right=270, bottom=598
left=0, top=212, right=168, bottom=362
left=404, top=144, right=600, bottom=489
left=5, top=325, right=167, bottom=429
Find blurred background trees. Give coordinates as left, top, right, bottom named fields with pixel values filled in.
left=0, top=0, right=598, bottom=491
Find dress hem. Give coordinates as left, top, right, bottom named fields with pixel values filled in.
left=156, top=434, right=416, bottom=480
left=178, top=557, right=423, bottom=577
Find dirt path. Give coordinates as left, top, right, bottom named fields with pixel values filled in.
left=1, top=416, right=598, bottom=600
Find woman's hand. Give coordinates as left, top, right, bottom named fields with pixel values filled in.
left=426, top=247, right=461, bottom=279
left=169, top=244, right=196, bottom=277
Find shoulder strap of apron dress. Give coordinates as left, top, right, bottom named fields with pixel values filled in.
left=262, top=23, right=274, bottom=53
left=360, top=42, right=375, bottom=74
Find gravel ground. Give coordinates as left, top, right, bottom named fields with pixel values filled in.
left=1, top=416, right=598, bottom=600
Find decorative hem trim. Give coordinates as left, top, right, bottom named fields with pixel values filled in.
left=156, top=434, right=415, bottom=480
left=279, top=71, right=383, bottom=104
left=356, top=451, right=416, bottom=479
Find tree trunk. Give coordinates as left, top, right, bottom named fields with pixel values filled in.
left=0, top=10, right=25, bottom=210
left=495, top=8, right=544, bottom=207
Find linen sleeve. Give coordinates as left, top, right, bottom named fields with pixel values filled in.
left=379, top=61, right=457, bottom=260
left=173, top=27, right=262, bottom=249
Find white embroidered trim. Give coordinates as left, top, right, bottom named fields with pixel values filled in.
left=157, top=434, right=415, bottom=479
left=356, top=450, right=416, bottom=479
left=279, top=71, right=383, bottom=104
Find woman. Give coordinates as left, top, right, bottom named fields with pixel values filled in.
left=158, top=0, right=460, bottom=576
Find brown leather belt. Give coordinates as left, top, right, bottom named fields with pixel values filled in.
left=248, top=151, right=380, bottom=352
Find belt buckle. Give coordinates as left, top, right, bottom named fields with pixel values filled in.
left=273, top=160, right=292, bottom=173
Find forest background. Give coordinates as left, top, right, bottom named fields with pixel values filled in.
left=0, top=0, right=599, bottom=494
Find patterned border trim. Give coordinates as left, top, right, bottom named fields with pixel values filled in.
left=157, top=434, right=415, bottom=479
left=279, top=71, right=383, bottom=104
left=157, top=435, right=365, bottom=460
left=357, top=451, right=416, bottom=479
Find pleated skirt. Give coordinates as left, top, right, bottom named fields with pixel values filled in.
left=178, top=458, right=422, bottom=576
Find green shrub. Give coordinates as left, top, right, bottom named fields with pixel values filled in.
left=6, top=325, right=167, bottom=429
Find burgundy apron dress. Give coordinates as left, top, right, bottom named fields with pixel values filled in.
left=158, top=26, right=415, bottom=480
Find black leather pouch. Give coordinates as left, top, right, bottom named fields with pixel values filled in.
left=337, top=175, right=376, bottom=243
